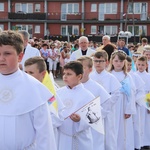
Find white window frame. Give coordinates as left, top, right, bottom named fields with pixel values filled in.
left=91, top=4, right=97, bottom=12
left=15, top=3, right=33, bottom=13
left=0, top=24, right=4, bottom=30
left=61, top=25, right=79, bottom=35
left=61, top=25, right=67, bottom=35
left=127, top=25, right=147, bottom=36
left=105, top=3, right=117, bottom=14
left=91, top=25, right=97, bottom=34
left=61, top=3, right=79, bottom=14
left=0, top=3, right=4, bottom=11
left=73, top=25, right=79, bottom=35
left=128, top=2, right=147, bottom=14
left=35, top=25, right=40, bottom=33
left=134, top=3, right=141, bottom=14
left=35, top=4, right=41, bottom=12
left=104, top=26, right=117, bottom=35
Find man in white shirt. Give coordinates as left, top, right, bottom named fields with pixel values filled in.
left=19, top=30, right=41, bottom=70
left=69, top=36, right=95, bottom=61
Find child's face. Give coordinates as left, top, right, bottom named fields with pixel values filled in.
left=136, top=60, right=147, bottom=73
left=126, top=61, right=132, bottom=72
left=63, top=69, right=82, bottom=88
left=0, top=45, right=22, bottom=75
left=25, top=64, right=45, bottom=82
left=93, top=57, right=106, bottom=73
left=112, top=55, right=125, bottom=72
left=143, top=51, right=150, bottom=61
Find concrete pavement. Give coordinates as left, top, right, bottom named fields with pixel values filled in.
left=54, top=77, right=65, bottom=87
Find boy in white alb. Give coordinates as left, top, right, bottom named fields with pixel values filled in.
left=77, top=56, right=111, bottom=150
left=90, top=50, right=121, bottom=150
left=143, top=45, right=150, bottom=73
left=24, top=56, right=65, bottom=148
left=136, top=56, right=150, bottom=148
left=126, top=56, right=145, bottom=150
left=57, top=61, right=95, bottom=150
left=0, top=30, right=56, bottom=150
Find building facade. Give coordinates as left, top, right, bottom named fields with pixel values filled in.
left=0, top=0, right=149, bottom=40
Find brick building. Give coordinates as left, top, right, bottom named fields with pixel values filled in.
left=0, top=0, right=149, bottom=41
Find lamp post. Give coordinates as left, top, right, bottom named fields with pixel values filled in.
left=118, top=31, right=132, bottom=46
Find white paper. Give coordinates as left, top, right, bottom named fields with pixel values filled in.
left=76, top=97, right=104, bottom=134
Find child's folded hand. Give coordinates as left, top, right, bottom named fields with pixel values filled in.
left=124, top=114, right=131, bottom=119
left=70, top=114, right=81, bottom=122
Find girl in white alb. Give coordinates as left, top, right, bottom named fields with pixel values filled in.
left=108, top=50, right=136, bottom=150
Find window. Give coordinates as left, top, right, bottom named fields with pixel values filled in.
left=35, top=25, right=40, bottom=33
left=99, top=26, right=104, bottom=34
left=91, top=26, right=97, bottom=34
left=128, top=3, right=133, bottom=13
left=91, top=4, right=97, bottom=12
left=61, top=25, right=79, bottom=35
left=134, top=3, right=141, bottom=14
left=127, top=25, right=147, bottom=36
left=105, top=3, right=117, bottom=14
left=0, top=3, right=4, bottom=11
left=35, top=4, right=40, bottom=12
left=74, top=3, right=79, bottom=13
left=15, top=3, right=33, bottom=13
left=98, top=25, right=117, bottom=35
left=128, top=2, right=147, bottom=14
left=61, top=3, right=79, bottom=14
left=104, top=26, right=117, bottom=35
left=0, top=24, right=4, bottom=30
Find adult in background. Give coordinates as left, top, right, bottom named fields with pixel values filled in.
left=69, top=36, right=95, bottom=61
left=96, top=35, right=111, bottom=51
left=102, top=44, right=116, bottom=62
left=40, top=43, right=49, bottom=72
left=137, top=37, right=148, bottom=54
left=59, top=46, right=70, bottom=77
left=117, top=38, right=129, bottom=55
left=19, top=30, right=40, bottom=70
left=47, top=43, right=59, bottom=78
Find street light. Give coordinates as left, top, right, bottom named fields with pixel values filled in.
left=118, top=31, right=132, bottom=45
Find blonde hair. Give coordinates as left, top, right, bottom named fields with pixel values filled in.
left=77, top=56, right=93, bottom=68
left=108, top=50, right=127, bottom=75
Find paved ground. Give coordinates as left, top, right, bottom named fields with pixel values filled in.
left=54, top=76, right=65, bottom=87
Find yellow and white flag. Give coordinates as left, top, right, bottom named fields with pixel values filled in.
left=42, top=71, right=58, bottom=114
left=143, top=93, right=150, bottom=111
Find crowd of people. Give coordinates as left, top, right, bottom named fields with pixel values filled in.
left=0, top=29, right=150, bottom=150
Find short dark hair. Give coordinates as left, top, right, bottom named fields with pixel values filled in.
left=102, top=44, right=115, bottom=60
left=0, top=30, right=24, bottom=54
left=137, top=56, right=147, bottom=62
left=64, top=61, right=83, bottom=75
left=42, top=43, right=48, bottom=47
left=25, top=56, right=46, bottom=73
left=126, top=56, right=132, bottom=63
